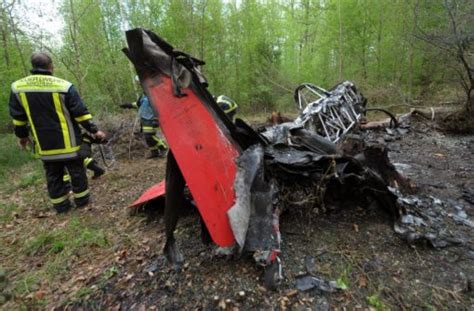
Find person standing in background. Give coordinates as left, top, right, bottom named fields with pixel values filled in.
left=9, top=52, right=105, bottom=213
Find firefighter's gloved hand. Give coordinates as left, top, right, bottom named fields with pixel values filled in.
left=119, top=102, right=134, bottom=109
left=93, top=130, right=106, bottom=141
left=18, top=137, right=31, bottom=149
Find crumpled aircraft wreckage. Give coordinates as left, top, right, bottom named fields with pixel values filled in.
left=124, top=28, right=471, bottom=288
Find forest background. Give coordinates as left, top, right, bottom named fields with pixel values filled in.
left=0, top=0, right=472, bottom=130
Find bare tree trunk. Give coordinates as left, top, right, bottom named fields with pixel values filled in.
left=297, top=0, right=310, bottom=77
left=198, top=0, right=208, bottom=60
left=375, top=3, right=383, bottom=80
left=117, top=0, right=139, bottom=97
left=189, top=0, right=195, bottom=53
left=338, top=0, right=344, bottom=80
left=444, top=0, right=473, bottom=112
left=6, top=1, right=27, bottom=74
left=68, top=0, right=84, bottom=93
left=99, top=3, right=123, bottom=104
left=0, top=6, right=10, bottom=68
left=407, top=0, right=419, bottom=103
left=360, top=2, right=369, bottom=81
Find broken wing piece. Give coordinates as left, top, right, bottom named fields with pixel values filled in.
left=128, top=180, right=166, bottom=209
left=125, top=28, right=241, bottom=247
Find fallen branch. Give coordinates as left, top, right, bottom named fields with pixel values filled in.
left=128, top=116, right=139, bottom=160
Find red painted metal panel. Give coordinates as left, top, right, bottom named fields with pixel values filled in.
left=128, top=180, right=166, bottom=208
left=144, top=76, right=238, bottom=247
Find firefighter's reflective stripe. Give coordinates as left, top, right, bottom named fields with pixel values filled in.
left=40, top=147, right=80, bottom=156
left=19, top=92, right=42, bottom=153
left=75, top=114, right=92, bottom=122
left=142, top=126, right=156, bottom=133
left=50, top=194, right=69, bottom=204
left=53, top=92, right=72, bottom=150
left=73, top=188, right=89, bottom=199
left=12, top=75, right=71, bottom=93
left=217, top=95, right=238, bottom=114
left=84, top=157, right=93, bottom=167
left=41, top=152, right=79, bottom=161
left=152, top=135, right=167, bottom=148
left=12, top=119, right=27, bottom=126
left=224, top=105, right=237, bottom=114
left=33, top=142, right=40, bottom=159
left=63, top=174, right=71, bottom=182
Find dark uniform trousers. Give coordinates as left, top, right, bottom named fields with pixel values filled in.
left=44, top=158, right=89, bottom=209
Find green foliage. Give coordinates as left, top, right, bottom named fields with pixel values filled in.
left=0, top=3, right=33, bottom=131
left=1, top=0, right=471, bottom=126
left=336, top=275, right=349, bottom=290
left=336, top=265, right=351, bottom=290
left=102, top=266, right=119, bottom=280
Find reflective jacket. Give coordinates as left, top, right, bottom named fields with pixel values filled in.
left=9, top=69, right=98, bottom=161
left=132, top=94, right=157, bottom=122
left=131, top=94, right=160, bottom=129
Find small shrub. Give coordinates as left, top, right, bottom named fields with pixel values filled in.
left=367, top=294, right=386, bottom=311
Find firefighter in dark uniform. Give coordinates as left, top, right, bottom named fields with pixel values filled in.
left=9, top=52, right=105, bottom=213
left=120, top=94, right=168, bottom=158
left=216, top=95, right=238, bottom=121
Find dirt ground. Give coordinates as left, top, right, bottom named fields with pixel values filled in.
left=1, top=116, right=473, bottom=310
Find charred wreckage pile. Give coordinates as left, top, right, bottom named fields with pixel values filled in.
left=124, top=29, right=472, bottom=289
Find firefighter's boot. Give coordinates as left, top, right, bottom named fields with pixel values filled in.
left=87, top=160, right=105, bottom=179
left=157, top=145, right=168, bottom=158
left=146, top=149, right=160, bottom=159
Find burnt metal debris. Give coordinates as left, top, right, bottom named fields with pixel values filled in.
left=125, top=29, right=473, bottom=290
left=295, top=274, right=343, bottom=293
left=231, top=81, right=473, bottom=287
left=293, top=82, right=366, bottom=143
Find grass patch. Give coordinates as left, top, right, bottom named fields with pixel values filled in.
left=0, top=203, right=20, bottom=222
left=0, top=134, right=35, bottom=180
left=24, top=217, right=108, bottom=256
left=4, top=217, right=110, bottom=308
left=23, top=217, right=108, bottom=278
left=74, top=286, right=95, bottom=299
left=18, top=168, right=43, bottom=189
left=13, top=272, right=41, bottom=297
left=367, top=293, right=387, bottom=311
left=0, top=158, right=44, bottom=195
